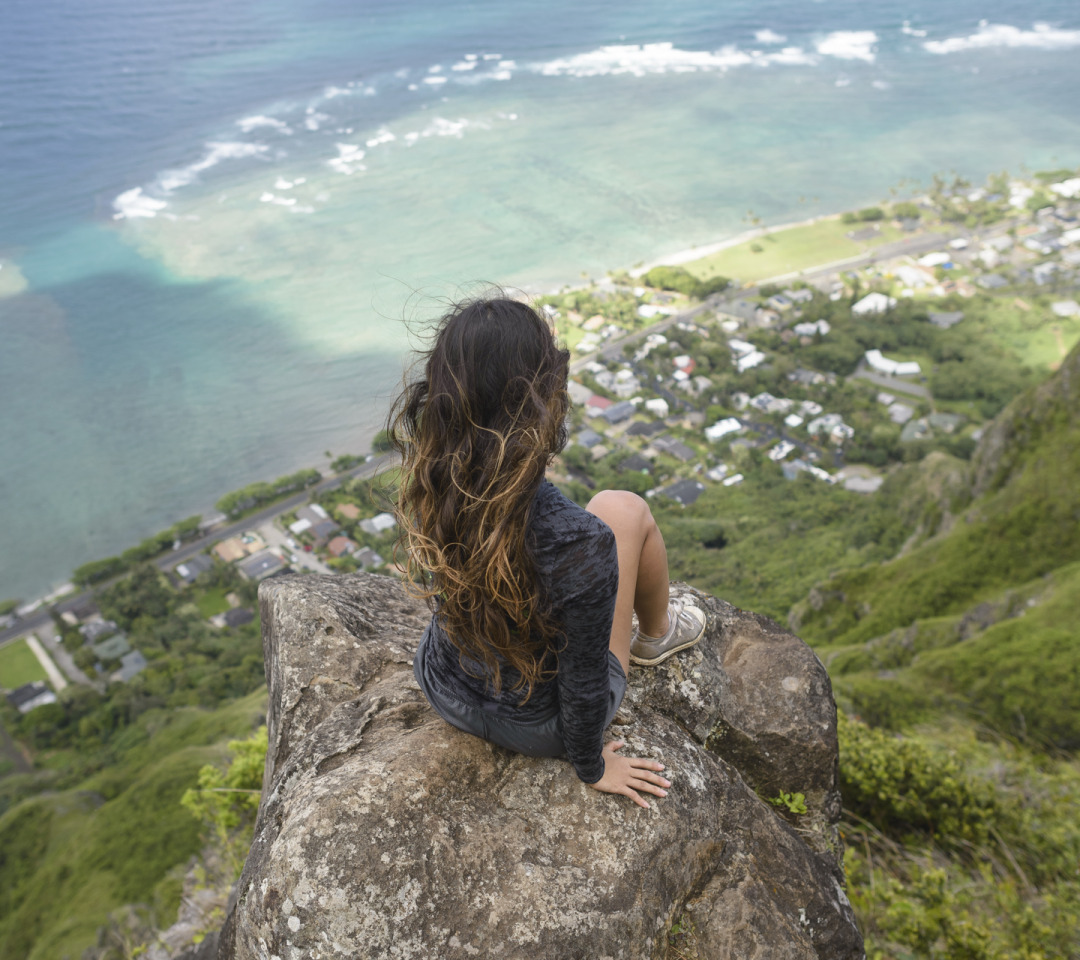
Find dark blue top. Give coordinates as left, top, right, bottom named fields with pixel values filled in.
left=416, top=480, right=619, bottom=783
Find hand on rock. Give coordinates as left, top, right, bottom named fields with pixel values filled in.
left=587, top=740, right=670, bottom=809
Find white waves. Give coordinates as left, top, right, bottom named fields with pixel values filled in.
left=924, top=21, right=1080, bottom=55
left=327, top=143, right=366, bottom=175
left=815, top=31, right=878, bottom=63
left=114, top=141, right=270, bottom=219
left=113, top=188, right=168, bottom=220
left=532, top=41, right=816, bottom=78
left=237, top=115, right=293, bottom=134
left=157, top=142, right=270, bottom=192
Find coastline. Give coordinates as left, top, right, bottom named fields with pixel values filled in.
left=629, top=213, right=840, bottom=277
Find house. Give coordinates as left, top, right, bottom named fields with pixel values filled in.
left=844, top=475, right=884, bottom=494
left=337, top=503, right=361, bottom=521
left=174, top=553, right=213, bottom=584
left=705, top=418, right=743, bottom=441
left=769, top=440, right=796, bottom=462
left=1032, top=263, right=1057, bottom=286
left=705, top=464, right=729, bottom=482
left=784, top=414, right=804, bottom=428
left=782, top=459, right=834, bottom=484
left=928, top=311, right=964, bottom=329
left=601, top=401, right=636, bottom=425
left=788, top=368, right=826, bottom=387
left=92, top=634, right=131, bottom=661
left=213, top=532, right=265, bottom=562
left=223, top=608, right=255, bottom=628
left=865, top=349, right=920, bottom=377
left=6, top=682, right=57, bottom=714
left=114, top=649, right=148, bottom=682
left=326, top=536, right=357, bottom=558
left=895, top=264, right=935, bottom=289
left=237, top=550, right=287, bottom=581
left=584, top=395, right=613, bottom=418
left=728, top=338, right=755, bottom=357
left=783, top=288, right=814, bottom=304
left=722, top=473, right=744, bottom=487
left=618, top=453, right=652, bottom=473
left=648, top=436, right=696, bottom=463
left=625, top=419, right=665, bottom=439
left=887, top=403, right=915, bottom=425
left=567, top=380, right=593, bottom=405
left=1051, top=300, right=1080, bottom=317
left=296, top=504, right=331, bottom=527
left=353, top=546, right=384, bottom=569
left=917, top=251, right=951, bottom=268
left=576, top=428, right=604, bottom=449
left=66, top=597, right=99, bottom=622
left=736, top=350, right=766, bottom=373
left=673, top=354, right=695, bottom=373
left=976, top=273, right=1008, bottom=290
left=80, top=618, right=119, bottom=644
left=310, top=519, right=341, bottom=543
left=721, top=299, right=759, bottom=324
left=359, top=513, right=397, bottom=535
left=852, top=292, right=897, bottom=315
left=610, top=369, right=640, bottom=398
left=766, top=294, right=793, bottom=312
left=900, top=418, right=931, bottom=442
left=793, top=320, right=830, bottom=337
left=644, top=398, right=669, bottom=418
left=658, top=479, right=706, bottom=507
left=800, top=400, right=824, bottom=416
left=928, top=412, right=964, bottom=434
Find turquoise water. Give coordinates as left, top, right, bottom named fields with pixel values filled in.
left=2, top=0, right=1080, bottom=602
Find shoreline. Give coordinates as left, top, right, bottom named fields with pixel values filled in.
left=629, top=212, right=840, bottom=277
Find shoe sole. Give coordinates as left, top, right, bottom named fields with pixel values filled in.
left=629, top=617, right=706, bottom=667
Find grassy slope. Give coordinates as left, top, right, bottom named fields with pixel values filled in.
left=0, top=690, right=266, bottom=960
left=795, top=340, right=1080, bottom=650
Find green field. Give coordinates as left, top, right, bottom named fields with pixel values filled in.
left=683, top=217, right=908, bottom=285
left=0, top=640, right=48, bottom=691
left=195, top=587, right=231, bottom=619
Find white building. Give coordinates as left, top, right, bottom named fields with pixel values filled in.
left=736, top=350, right=766, bottom=373
left=705, top=417, right=743, bottom=441
left=793, top=320, right=831, bottom=337
left=865, top=349, right=920, bottom=377
left=644, top=397, right=669, bottom=417
left=852, top=292, right=897, bottom=316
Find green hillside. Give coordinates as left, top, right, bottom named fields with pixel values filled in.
left=0, top=692, right=265, bottom=960
left=794, top=339, right=1080, bottom=665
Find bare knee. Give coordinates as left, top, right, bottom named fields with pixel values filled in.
left=586, top=489, right=655, bottom=536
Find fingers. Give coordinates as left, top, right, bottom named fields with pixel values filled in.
left=623, top=786, right=650, bottom=809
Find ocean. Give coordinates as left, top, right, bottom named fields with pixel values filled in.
left=2, top=0, right=1079, bottom=603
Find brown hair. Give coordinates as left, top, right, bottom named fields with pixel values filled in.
left=388, top=296, right=570, bottom=701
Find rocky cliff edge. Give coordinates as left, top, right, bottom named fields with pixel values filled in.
left=214, top=572, right=863, bottom=960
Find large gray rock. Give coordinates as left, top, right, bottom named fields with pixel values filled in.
left=218, top=573, right=862, bottom=960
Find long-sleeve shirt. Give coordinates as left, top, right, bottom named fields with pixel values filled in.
left=416, top=480, right=619, bottom=783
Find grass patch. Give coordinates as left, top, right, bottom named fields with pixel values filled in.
left=682, top=217, right=908, bottom=285
left=0, top=640, right=48, bottom=690
left=195, top=588, right=231, bottom=619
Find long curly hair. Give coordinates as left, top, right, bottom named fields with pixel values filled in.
left=388, top=296, right=571, bottom=701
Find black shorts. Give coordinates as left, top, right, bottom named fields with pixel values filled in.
left=413, top=634, right=627, bottom=758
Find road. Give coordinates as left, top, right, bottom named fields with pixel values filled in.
left=0, top=453, right=397, bottom=650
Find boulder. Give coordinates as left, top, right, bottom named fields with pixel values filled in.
left=218, top=573, right=862, bottom=960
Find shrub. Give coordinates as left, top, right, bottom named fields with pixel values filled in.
left=838, top=713, right=999, bottom=845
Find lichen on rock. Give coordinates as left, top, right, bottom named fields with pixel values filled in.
left=216, top=573, right=864, bottom=960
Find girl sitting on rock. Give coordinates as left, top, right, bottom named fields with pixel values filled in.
left=388, top=295, right=705, bottom=808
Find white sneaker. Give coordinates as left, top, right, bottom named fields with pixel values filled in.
left=630, top=597, right=706, bottom=667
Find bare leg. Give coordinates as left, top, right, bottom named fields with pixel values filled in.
left=586, top=490, right=670, bottom=675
